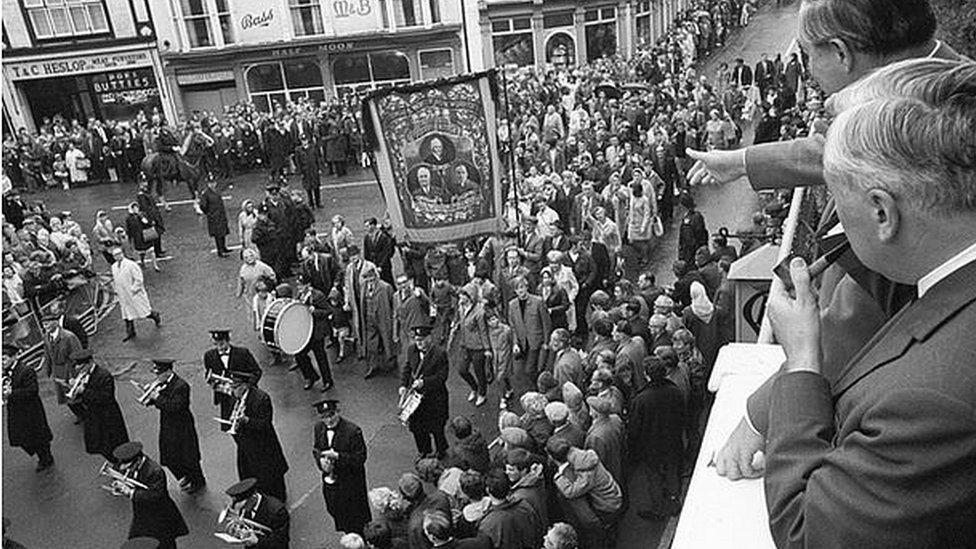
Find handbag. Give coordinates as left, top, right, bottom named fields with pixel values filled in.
left=76, top=158, right=91, bottom=169
left=142, top=226, right=159, bottom=242
left=652, top=215, right=665, bottom=237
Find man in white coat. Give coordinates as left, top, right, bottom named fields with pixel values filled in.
left=111, top=247, right=161, bottom=342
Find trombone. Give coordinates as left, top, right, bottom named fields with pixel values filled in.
left=214, top=504, right=272, bottom=544
left=214, top=396, right=246, bottom=435
left=130, top=378, right=166, bottom=406
left=99, top=461, right=148, bottom=497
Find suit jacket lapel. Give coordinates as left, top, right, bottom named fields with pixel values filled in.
left=834, top=259, right=976, bottom=397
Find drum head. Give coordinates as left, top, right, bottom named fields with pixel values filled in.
left=274, top=302, right=313, bottom=354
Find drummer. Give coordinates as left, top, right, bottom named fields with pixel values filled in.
left=202, top=329, right=263, bottom=431
left=295, top=275, right=335, bottom=393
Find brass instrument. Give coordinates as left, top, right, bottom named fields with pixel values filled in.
left=99, top=461, right=148, bottom=497
left=1, top=368, right=12, bottom=406
left=130, top=378, right=166, bottom=406
left=215, top=396, right=246, bottom=435
left=214, top=504, right=272, bottom=544
left=64, top=368, right=92, bottom=400
left=205, top=369, right=234, bottom=395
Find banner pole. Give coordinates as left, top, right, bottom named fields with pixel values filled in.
left=499, top=68, right=522, bottom=245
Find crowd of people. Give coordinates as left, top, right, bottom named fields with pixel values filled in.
left=11, top=0, right=940, bottom=546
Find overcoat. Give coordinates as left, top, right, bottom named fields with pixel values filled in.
left=80, top=364, right=130, bottom=456
left=112, top=257, right=152, bottom=320
left=6, top=360, right=53, bottom=449
left=127, top=455, right=189, bottom=541
left=401, top=343, right=449, bottom=435
left=198, top=185, right=229, bottom=238
left=152, top=374, right=201, bottom=472
left=234, top=387, right=289, bottom=496
left=314, top=417, right=372, bottom=534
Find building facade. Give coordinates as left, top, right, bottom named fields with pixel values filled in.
left=478, top=0, right=689, bottom=71
left=151, top=0, right=467, bottom=117
left=2, top=0, right=172, bottom=133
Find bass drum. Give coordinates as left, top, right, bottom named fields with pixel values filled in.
left=261, top=299, right=313, bottom=355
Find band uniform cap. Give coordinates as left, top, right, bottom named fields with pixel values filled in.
left=313, top=399, right=339, bottom=413
left=113, top=441, right=143, bottom=462
left=225, top=478, right=258, bottom=500
left=151, top=358, right=175, bottom=373
left=410, top=324, right=433, bottom=338
left=228, top=370, right=256, bottom=383
left=70, top=348, right=94, bottom=362
left=210, top=329, right=231, bottom=341
left=120, top=538, right=160, bottom=549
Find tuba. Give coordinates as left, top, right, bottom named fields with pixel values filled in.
left=99, top=461, right=148, bottom=497
left=214, top=504, right=272, bottom=544
left=215, top=396, right=246, bottom=435
left=130, top=378, right=166, bottom=406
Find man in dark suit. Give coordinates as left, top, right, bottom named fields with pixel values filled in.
left=628, top=358, right=684, bottom=519
left=221, top=478, right=290, bottom=548
left=759, top=92, right=976, bottom=547
left=229, top=370, right=289, bottom=502
left=112, top=442, right=188, bottom=549
left=507, top=277, right=552, bottom=389
left=313, top=399, right=371, bottom=535
left=730, top=58, right=752, bottom=88
left=203, top=329, right=262, bottom=431
left=294, top=134, right=322, bottom=209
left=73, top=349, right=129, bottom=462
left=3, top=345, right=54, bottom=471
left=147, top=359, right=205, bottom=493
left=363, top=217, right=396, bottom=286
left=753, top=53, right=776, bottom=98
left=295, top=275, right=334, bottom=392
left=413, top=166, right=446, bottom=203
left=400, top=324, right=450, bottom=458
left=568, top=237, right=598, bottom=338
left=47, top=301, right=88, bottom=348
left=300, top=244, right=341, bottom=296
left=198, top=178, right=230, bottom=256
left=45, top=315, right=83, bottom=418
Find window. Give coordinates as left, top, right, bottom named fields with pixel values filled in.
left=545, top=33, right=575, bottom=68
left=584, top=6, right=616, bottom=61
left=215, top=0, right=233, bottom=44
left=635, top=0, right=652, bottom=47
left=394, top=0, right=419, bottom=27
left=491, top=16, right=534, bottom=67
left=290, top=0, right=324, bottom=36
left=24, top=0, right=110, bottom=39
left=428, top=0, right=440, bottom=24
left=543, top=11, right=574, bottom=29
left=245, top=59, right=324, bottom=112
left=179, top=0, right=213, bottom=47
left=333, top=51, right=411, bottom=98
left=419, top=49, right=454, bottom=80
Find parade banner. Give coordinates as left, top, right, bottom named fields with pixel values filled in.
left=362, top=71, right=503, bottom=243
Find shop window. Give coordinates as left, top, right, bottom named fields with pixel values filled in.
left=543, top=11, right=574, bottom=29
left=419, top=49, right=454, bottom=80
left=290, top=0, right=324, bottom=36
left=545, top=33, right=575, bottom=68
left=24, top=0, right=110, bottom=39
left=245, top=59, right=325, bottom=111
left=333, top=51, right=411, bottom=97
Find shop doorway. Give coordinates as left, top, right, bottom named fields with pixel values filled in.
left=21, top=77, right=90, bottom=126
left=182, top=85, right=239, bottom=116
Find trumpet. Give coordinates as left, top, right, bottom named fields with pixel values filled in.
left=130, top=378, right=166, bottom=406
left=205, top=370, right=234, bottom=395
left=99, top=461, right=148, bottom=497
left=214, top=504, right=272, bottom=544
left=215, top=396, right=246, bottom=435
left=65, top=369, right=92, bottom=400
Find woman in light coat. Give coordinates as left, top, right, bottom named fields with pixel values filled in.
left=237, top=199, right=258, bottom=253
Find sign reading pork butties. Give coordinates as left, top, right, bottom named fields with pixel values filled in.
left=230, top=0, right=289, bottom=45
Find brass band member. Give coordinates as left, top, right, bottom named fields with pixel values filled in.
left=222, top=478, right=290, bottom=548
left=204, top=329, right=262, bottom=431
left=312, top=399, right=371, bottom=535
left=228, top=370, right=289, bottom=502
left=72, top=349, right=130, bottom=462
left=148, top=358, right=206, bottom=493
left=294, top=275, right=335, bottom=392
left=3, top=344, right=54, bottom=471
left=399, top=324, right=450, bottom=459
left=112, top=441, right=189, bottom=549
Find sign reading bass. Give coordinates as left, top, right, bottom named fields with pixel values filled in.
left=230, top=0, right=288, bottom=44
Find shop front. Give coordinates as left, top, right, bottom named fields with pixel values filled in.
left=166, top=29, right=462, bottom=115
left=3, top=46, right=172, bottom=132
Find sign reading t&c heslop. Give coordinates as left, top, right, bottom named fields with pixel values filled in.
left=230, top=0, right=290, bottom=45
left=6, top=50, right=152, bottom=80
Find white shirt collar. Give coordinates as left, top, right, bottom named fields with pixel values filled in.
left=916, top=240, right=976, bottom=298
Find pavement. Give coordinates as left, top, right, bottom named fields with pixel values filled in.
left=1, top=4, right=797, bottom=547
